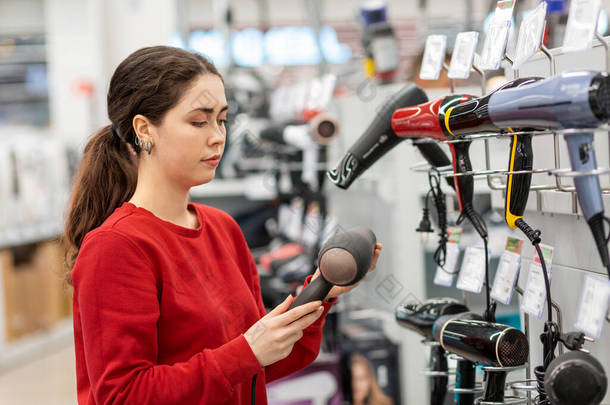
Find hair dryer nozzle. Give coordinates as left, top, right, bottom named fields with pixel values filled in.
left=590, top=72, right=610, bottom=122
left=317, top=227, right=376, bottom=285
left=310, top=113, right=340, bottom=145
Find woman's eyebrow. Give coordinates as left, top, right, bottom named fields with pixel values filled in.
left=188, top=105, right=229, bottom=114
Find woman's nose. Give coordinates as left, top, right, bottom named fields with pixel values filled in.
left=208, top=124, right=225, bottom=147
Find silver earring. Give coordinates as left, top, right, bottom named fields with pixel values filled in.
left=145, top=141, right=153, bottom=155
left=134, top=136, right=143, bottom=148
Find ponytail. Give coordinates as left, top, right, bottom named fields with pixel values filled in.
left=63, top=125, right=137, bottom=284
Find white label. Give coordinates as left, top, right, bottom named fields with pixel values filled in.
left=494, top=0, right=517, bottom=23
left=513, top=2, right=548, bottom=69
left=520, top=262, right=551, bottom=319
left=456, top=246, right=487, bottom=293
left=563, top=0, right=602, bottom=53
left=434, top=242, right=460, bottom=287
left=449, top=31, right=479, bottom=79
left=371, top=35, right=399, bottom=73
left=306, top=74, right=337, bottom=112
left=575, top=274, right=610, bottom=339
left=491, top=250, right=521, bottom=305
left=419, top=35, right=447, bottom=81
left=479, top=20, right=511, bottom=70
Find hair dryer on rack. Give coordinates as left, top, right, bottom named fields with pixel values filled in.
left=544, top=350, right=607, bottom=405
left=391, top=94, right=487, bottom=239
left=288, top=227, right=376, bottom=309
left=444, top=71, right=610, bottom=277
left=327, top=83, right=455, bottom=190
left=391, top=94, right=497, bottom=321
left=260, top=114, right=340, bottom=147
left=433, top=314, right=529, bottom=404
left=395, top=299, right=476, bottom=405
left=391, top=76, right=549, bottom=238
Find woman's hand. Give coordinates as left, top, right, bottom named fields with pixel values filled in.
left=312, top=242, right=382, bottom=301
left=244, top=296, right=324, bottom=367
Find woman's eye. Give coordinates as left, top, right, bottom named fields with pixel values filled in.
left=192, top=121, right=208, bottom=127
left=218, top=119, right=227, bottom=126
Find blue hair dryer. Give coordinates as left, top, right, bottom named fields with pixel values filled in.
left=446, top=71, right=610, bottom=276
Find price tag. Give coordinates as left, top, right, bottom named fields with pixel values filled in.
left=480, top=20, right=511, bottom=70
left=513, top=2, right=548, bottom=69
left=533, top=243, right=554, bottom=268
left=575, top=274, right=610, bottom=340
left=419, top=35, right=447, bottom=81
left=479, top=0, right=516, bottom=70
left=434, top=242, right=460, bottom=287
left=495, top=0, right=517, bottom=22
left=449, top=32, right=479, bottom=79
left=447, top=227, right=463, bottom=244
left=520, top=244, right=554, bottom=319
left=456, top=246, right=487, bottom=293
left=563, top=0, right=602, bottom=53
left=491, top=237, right=524, bottom=305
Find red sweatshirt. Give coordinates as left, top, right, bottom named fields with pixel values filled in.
left=72, top=201, right=336, bottom=405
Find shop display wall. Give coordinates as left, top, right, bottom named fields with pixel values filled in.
left=493, top=39, right=610, bottom=405
left=327, top=39, right=610, bottom=404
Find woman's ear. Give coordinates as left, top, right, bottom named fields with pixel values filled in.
left=132, top=114, right=153, bottom=143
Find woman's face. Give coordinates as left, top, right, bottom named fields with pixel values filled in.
left=352, top=362, right=372, bottom=402
left=151, top=73, right=228, bottom=189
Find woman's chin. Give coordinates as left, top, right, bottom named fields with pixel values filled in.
left=190, top=172, right=217, bottom=188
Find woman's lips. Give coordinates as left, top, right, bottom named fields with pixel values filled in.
left=202, top=155, right=221, bottom=167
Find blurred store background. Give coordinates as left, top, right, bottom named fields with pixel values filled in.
left=2, top=0, right=610, bottom=404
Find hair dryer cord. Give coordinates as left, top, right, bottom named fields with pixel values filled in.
left=429, top=170, right=450, bottom=270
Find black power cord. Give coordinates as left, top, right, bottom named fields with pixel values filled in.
left=515, top=218, right=557, bottom=405
left=459, top=204, right=494, bottom=322
left=416, top=170, right=452, bottom=273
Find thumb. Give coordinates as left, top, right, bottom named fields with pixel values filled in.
left=268, top=294, right=294, bottom=316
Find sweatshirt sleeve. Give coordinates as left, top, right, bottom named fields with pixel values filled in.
left=242, top=247, right=337, bottom=383
left=73, top=230, right=262, bottom=405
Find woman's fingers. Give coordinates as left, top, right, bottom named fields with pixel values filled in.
left=267, top=294, right=294, bottom=316
left=275, top=300, right=323, bottom=325
left=286, top=306, right=324, bottom=332
left=369, top=243, right=382, bottom=271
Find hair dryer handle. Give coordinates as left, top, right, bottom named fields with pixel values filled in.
left=288, top=276, right=333, bottom=310
left=505, top=134, right=533, bottom=229
left=565, top=132, right=603, bottom=221
left=455, top=359, right=476, bottom=405
left=483, top=370, right=507, bottom=403
left=430, top=345, right=448, bottom=405
left=450, top=142, right=474, bottom=213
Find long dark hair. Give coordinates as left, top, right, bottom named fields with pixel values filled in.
left=63, top=46, right=222, bottom=284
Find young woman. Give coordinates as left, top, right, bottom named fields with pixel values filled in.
left=64, top=46, right=381, bottom=405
